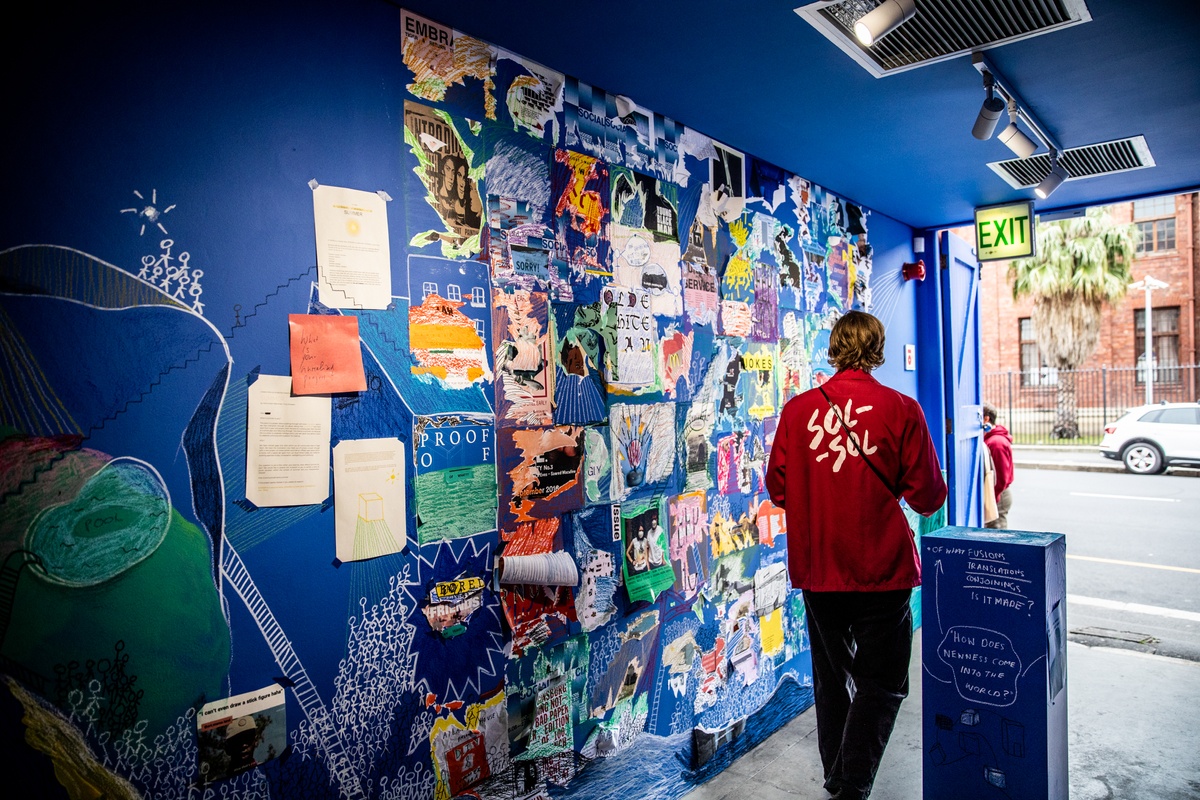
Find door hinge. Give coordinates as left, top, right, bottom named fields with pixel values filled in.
left=945, top=417, right=954, bottom=435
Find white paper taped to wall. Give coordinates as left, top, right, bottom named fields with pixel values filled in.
left=498, top=551, right=579, bottom=586
left=245, top=374, right=331, bottom=507
left=312, top=183, right=392, bottom=310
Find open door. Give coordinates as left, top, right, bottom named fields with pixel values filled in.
left=939, top=230, right=983, bottom=526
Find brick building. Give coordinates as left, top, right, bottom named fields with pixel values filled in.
left=967, top=191, right=1199, bottom=435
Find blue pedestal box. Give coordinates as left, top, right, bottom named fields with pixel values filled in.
left=921, top=527, right=1067, bottom=800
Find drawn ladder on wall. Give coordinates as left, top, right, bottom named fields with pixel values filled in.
left=221, top=543, right=365, bottom=799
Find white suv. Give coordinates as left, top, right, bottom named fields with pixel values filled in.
left=1099, top=402, right=1200, bottom=474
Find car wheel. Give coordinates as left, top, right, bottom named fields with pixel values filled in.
left=1122, top=442, right=1164, bottom=475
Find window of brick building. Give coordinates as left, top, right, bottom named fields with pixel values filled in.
left=1133, top=196, right=1176, bottom=254
left=1134, top=306, right=1180, bottom=384
left=1019, top=318, right=1057, bottom=386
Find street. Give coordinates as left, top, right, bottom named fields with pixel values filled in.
left=1006, top=466, right=1200, bottom=661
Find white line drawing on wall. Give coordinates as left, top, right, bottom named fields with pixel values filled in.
left=136, top=238, right=205, bottom=315
left=220, top=542, right=366, bottom=799
left=121, top=188, right=175, bottom=236
left=122, top=189, right=205, bottom=314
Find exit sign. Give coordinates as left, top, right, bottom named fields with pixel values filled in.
left=974, top=200, right=1036, bottom=262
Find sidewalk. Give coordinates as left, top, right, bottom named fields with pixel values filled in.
left=683, top=628, right=1200, bottom=800
left=1013, top=445, right=1200, bottom=477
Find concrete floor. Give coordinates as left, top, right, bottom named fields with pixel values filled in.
left=683, top=628, right=1200, bottom=800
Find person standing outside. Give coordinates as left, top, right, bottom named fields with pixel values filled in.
left=982, top=403, right=1014, bottom=528
left=766, top=311, right=946, bottom=800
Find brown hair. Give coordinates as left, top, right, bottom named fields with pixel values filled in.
left=827, top=310, right=886, bottom=372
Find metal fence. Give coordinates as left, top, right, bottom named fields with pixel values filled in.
left=983, top=365, right=1200, bottom=445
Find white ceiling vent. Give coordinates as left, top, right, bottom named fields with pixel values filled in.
left=987, top=136, right=1155, bottom=190
left=795, top=0, right=1092, bottom=77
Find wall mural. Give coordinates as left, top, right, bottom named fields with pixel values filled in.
left=0, top=4, right=940, bottom=799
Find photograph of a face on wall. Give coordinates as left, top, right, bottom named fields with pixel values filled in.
left=620, top=497, right=674, bottom=603
left=404, top=101, right=484, bottom=254
left=438, top=152, right=482, bottom=234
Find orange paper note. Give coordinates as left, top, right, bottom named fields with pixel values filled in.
left=289, top=314, right=368, bottom=395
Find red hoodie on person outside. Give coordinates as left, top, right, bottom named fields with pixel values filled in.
left=984, top=423, right=1014, bottom=500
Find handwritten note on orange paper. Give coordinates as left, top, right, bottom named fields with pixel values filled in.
left=288, top=314, right=368, bottom=395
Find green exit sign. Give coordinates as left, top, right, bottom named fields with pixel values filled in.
left=974, top=200, right=1036, bottom=261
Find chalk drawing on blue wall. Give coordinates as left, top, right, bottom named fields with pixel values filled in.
left=25, top=456, right=171, bottom=587
left=121, top=189, right=207, bottom=314
left=927, top=554, right=1028, bottom=708
left=927, top=706, right=1029, bottom=795
left=120, top=187, right=174, bottom=236
left=0, top=243, right=238, bottom=799
left=135, top=238, right=204, bottom=314
left=410, top=535, right=508, bottom=701
left=221, top=541, right=366, bottom=798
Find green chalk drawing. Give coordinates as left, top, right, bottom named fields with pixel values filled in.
left=26, top=458, right=170, bottom=587
left=415, top=464, right=498, bottom=543
left=5, top=507, right=230, bottom=739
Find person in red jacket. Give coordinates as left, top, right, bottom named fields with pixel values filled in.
left=766, top=311, right=946, bottom=800
left=982, top=403, right=1014, bottom=528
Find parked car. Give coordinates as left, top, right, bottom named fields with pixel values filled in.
left=1098, top=402, right=1200, bottom=474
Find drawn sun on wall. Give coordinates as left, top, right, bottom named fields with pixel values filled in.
left=120, top=188, right=176, bottom=236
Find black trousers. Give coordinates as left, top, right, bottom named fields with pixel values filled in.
left=802, top=588, right=913, bottom=799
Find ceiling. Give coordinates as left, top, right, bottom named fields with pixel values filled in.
left=395, top=0, right=1200, bottom=230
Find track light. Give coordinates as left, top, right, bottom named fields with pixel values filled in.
left=1035, top=152, right=1069, bottom=199
left=972, top=54, right=1068, bottom=191
left=972, top=72, right=1005, bottom=140
left=854, top=0, right=916, bottom=47
left=998, top=122, right=1038, bottom=158
left=994, top=99, right=1038, bottom=157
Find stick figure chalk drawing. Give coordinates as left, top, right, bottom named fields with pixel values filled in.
left=220, top=542, right=366, bottom=798
left=123, top=189, right=206, bottom=314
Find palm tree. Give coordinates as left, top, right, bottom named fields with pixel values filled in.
left=1009, top=208, right=1137, bottom=438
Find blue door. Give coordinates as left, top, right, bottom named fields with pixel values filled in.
left=939, top=231, right=983, bottom=526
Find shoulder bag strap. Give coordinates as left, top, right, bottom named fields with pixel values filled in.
left=818, top=385, right=900, bottom=499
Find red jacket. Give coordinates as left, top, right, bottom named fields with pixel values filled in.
left=766, top=369, right=947, bottom=592
left=984, top=424, right=1014, bottom=499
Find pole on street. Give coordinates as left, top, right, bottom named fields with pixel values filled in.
left=1130, top=276, right=1169, bottom=405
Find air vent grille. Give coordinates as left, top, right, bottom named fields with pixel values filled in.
left=796, top=0, right=1091, bottom=77
left=987, top=136, right=1155, bottom=189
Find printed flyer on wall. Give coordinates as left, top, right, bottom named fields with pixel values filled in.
left=620, top=497, right=675, bottom=603
left=197, top=684, right=287, bottom=784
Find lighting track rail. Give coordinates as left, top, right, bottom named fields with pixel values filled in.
left=971, top=52, right=1062, bottom=158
